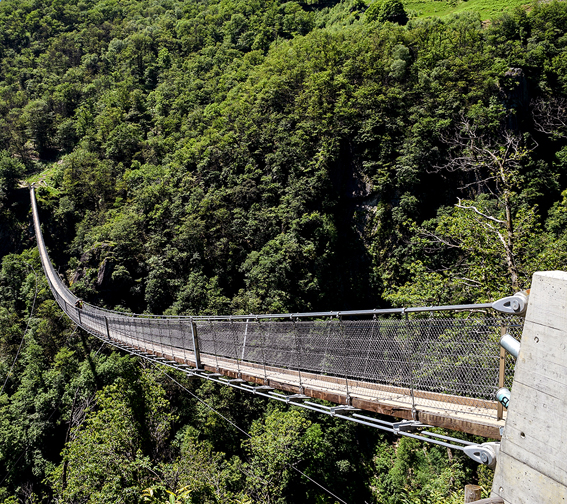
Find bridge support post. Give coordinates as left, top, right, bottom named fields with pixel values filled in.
left=465, top=484, right=481, bottom=503
left=491, top=271, right=567, bottom=502
left=190, top=320, right=201, bottom=370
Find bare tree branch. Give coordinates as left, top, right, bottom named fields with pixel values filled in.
left=426, top=113, right=533, bottom=291
left=455, top=277, right=483, bottom=287
left=419, top=228, right=462, bottom=249
left=430, top=115, right=531, bottom=184
left=532, top=97, right=567, bottom=137
left=455, top=199, right=506, bottom=224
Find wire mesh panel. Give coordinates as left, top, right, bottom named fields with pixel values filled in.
left=194, top=321, right=216, bottom=355
left=239, top=320, right=265, bottom=364
left=199, top=322, right=242, bottom=361
left=345, top=319, right=411, bottom=386
left=261, top=321, right=296, bottom=369
left=410, top=317, right=501, bottom=399
left=167, top=319, right=189, bottom=355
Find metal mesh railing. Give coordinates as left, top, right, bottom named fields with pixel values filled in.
left=31, top=188, right=523, bottom=423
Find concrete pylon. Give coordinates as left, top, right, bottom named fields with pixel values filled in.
left=492, top=271, right=567, bottom=503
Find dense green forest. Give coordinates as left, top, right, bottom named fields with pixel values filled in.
left=2, top=0, right=567, bottom=501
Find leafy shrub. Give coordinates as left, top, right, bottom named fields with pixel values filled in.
left=366, top=0, right=408, bottom=24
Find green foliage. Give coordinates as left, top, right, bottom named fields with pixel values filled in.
left=2, top=0, right=565, bottom=313
left=142, top=485, right=195, bottom=504
left=371, top=436, right=471, bottom=504
left=51, top=368, right=175, bottom=504
left=160, top=429, right=248, bottom=504
left=366, top=0, right=408, bottom=24
left=243, top=409, right=311, bottom=503
left=403, top=0, right=528, bottom=21
left=0, top=152, right=23, bottom=206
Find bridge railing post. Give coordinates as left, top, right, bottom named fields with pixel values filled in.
left=157, top=315, right=164, bottom=358
left=138, top=316, right=143, bottom=353
left=362, top=316, right=377, bottom=381
left=145, top=316, right=151, bottom=355
left=175, top=318, right=183, bottom=363
left=241, top=318, right=249, bottom=361
left=164, top=317, right=171, bottom=360
left=403, top=309, right=417, bottom=420
left=292, top=317, right=303, bottom=393
left=138, top=318, right=148, bottom=353
left=207, top=320, right=219, bottom=372
left=152, top=316, right=158, bottom=356
left=127, top=316, right=133, bottom=350
left=323, top=317, right=331, bottom=375
left=190, top=318, right=201, bottom=370
left=105, top=316, right=110, bottom=341
left=127, top=316, right=134, bottom=349
left=258, top=318, right=268, bottom=384
left=167, top=318, right=175, bottom=363
left=116, top=314, right=123, bottom=346
left=156, top=315, right=162, bottom=356
left=338, top=316, right=351, bottom=405
left=229, top=318, right=242, bottom=378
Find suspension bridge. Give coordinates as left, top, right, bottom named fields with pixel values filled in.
left=32, top=185, right=567, bottom=503
left=31, top=186, right=524, bottom=440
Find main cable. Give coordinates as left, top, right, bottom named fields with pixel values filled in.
left=156, top=367, right=350, bottom=504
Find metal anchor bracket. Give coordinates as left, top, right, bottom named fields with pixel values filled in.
left=267, top=392, right=309, bottom=403
left=392, top=420, right=424, bottom=434
left=492, top=291, right=529, bottom=316
left=463, top=442, right=500, bottom=469
left=329, top=405, right=360, bottom=417
left=253, top=385, right=274, bottom=393
left=285, top=393, right=309, bottom=403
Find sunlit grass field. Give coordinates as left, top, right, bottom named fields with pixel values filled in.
left=404, top=0, right=533, bottom=20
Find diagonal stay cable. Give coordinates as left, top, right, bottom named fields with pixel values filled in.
left=0, top=338, right=106, bottom=488
left=155, top=368, right=252, bottom=438
left=155, top=367, right=350, bottom=504
left=1, top=263, right=38, bottom=396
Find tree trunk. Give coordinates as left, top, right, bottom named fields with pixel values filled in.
left=504, top=193, right=519, bottom=291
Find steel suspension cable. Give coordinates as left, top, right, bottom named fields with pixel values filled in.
left=155, top=368, right=253, bottom=438
left=156, top=366, right=350, bottom=504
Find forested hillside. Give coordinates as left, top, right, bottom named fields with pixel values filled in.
left=2, top=0, right=567, bottom=501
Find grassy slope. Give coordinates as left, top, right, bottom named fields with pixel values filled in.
left=404, top=0, right=532, bottom=21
